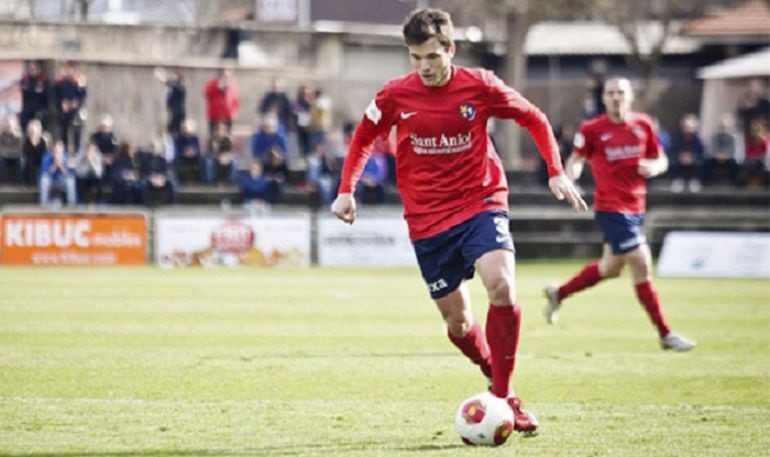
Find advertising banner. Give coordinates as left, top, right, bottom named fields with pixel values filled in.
left=155, top=212, right=311, bottom=267
left=0, top=211, right=147, bottom=265
left=317, top=212, right=416, bottom=267
left=658, top=231, right=770, bottom=278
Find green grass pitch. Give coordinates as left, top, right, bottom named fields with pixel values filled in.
left=1, top=262, right=768, bottom=456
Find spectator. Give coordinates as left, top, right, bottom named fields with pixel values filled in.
left=739, top=118, right=770, bottom=188
left=305, top=142, right=337, bottom=206
left=262, top=145, right=288, bottom=203
left=204, top=68, right=239, bottom=135
left=736, top=78, right=770, bottom=142
left=308, top=88, right=333, bottom=154
left=19, top=61, right=50, bottom=134
left=250, top=114, right=287, bottom=163
left=139, top=140, right=177, bottom=206
left=0, top=116, right=23, bottom=183
left=174, top=119, right=203, bottom=184
left=668, top=113, right=704, bottom=193
left=205, top=122, right=238, bottom=185
left=89, top=114, right=119, bottom=184
left=292, top=83, right=313, bottom=156
left=75, top=140, right=104, bottom=205
left=39, top=140, right=76, bottom=205
left=53, top=61, right=87, bottom=154
left=258, top=77, right=293, bottom=132
left=154, top=67, right=186, bottom=136
left=21, top=119, right=48, bottom=186
left=111, top=141, right=143, bottom=204
left=703, top=114, right=740, bottom=187
left=239, top=160, right=278, bottom=205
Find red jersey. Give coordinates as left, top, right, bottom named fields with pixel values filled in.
left=573, top=112, right=660, bottom=214
left=339, top=66, right=563, bottom=240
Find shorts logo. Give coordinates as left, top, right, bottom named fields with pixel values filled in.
left=459, top=102, right=476, bottom=121
left=428, top=278, right=448, bottom=293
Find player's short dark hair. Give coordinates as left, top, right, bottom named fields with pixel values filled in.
left=402, top=8, right=454, bottom=49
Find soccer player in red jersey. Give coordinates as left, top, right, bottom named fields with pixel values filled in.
left=331, top=8, right=587, bottom=434
left=543, top=77, right=696, bottom=352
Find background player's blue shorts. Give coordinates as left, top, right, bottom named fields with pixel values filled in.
left=594, top=211, right=646, bottom=254
left=412, top=210, right=514, bottom=299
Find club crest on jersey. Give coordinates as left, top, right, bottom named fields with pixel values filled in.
left=632, top=127, right=645, bottom=138
left=459, top=102, right=476, bottom=121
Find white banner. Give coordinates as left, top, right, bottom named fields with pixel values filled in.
left=318, top=213, right=416, bottom=267
left=657, top=231, right=770, bottom=278
left=155, top=212, right=310, bottom=267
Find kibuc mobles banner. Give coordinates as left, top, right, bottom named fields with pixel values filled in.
left=0, top=209, right=148, bottom=265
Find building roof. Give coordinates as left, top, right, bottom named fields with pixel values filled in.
left=683, top=0, right=770, bottom=38
left=524, top=21, right=700, bottom=56
left=697, top=46, right=770, bottom=79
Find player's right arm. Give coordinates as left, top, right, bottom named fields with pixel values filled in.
left=331, top=88, right=395, bottom=224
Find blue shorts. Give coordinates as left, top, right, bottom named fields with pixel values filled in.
left=594, top=211, right=646, bottom=254
left=412, top=210, right=514, bottom=299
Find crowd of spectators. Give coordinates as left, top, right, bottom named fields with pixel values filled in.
left=0, top=61, right=367, bottom=207
left=1, top=61, right=766, bottom=208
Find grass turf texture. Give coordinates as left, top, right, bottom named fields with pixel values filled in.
left=0, top=262, right=768, bottom=456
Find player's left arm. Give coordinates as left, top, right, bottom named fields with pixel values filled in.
left=638, top=118, right=668, bottom=178
left=485, top=72, right=587, bottom=211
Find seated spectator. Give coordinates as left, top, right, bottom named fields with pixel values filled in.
left=262, top=144, right=288, bottom=203
left=305, top=142, right=337, bottom=206
left=174, top=119, right=202, bottom=184
left=668, top=113, right=704, bottom=193
left=205, top=122, right=238, bottom=185
left=89, top=114, right=119, bottom=182
left=75, top=140, right=104, bottom=205
left=250, top=114, right=287, bottom=163
left=22, top=119, right=48, bottom=185
left=39, top=140, right=76, bottom=205
left=111, top=141, right=143, bottom=204
left=0, top=116, right=23, bottom=183
left=239, top=161, right=279, bottom=205
left=739, top=119, right=770, bottom=188
left=139, top=140, right=176, bottom=206
left=703, top=114, right=739, bottom=187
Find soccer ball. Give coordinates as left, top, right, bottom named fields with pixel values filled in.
left=454, top=391, right=515, bottom=446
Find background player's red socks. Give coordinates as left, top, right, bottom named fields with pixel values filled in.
left=558, top=261, right=601, bottom=301
left=447, top=322, right=492, bottom=378
left=485, top=304, right=521, bottom=398
left=635, top=281, right=671, bottom=337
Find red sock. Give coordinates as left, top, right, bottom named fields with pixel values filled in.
left=485, top=304, right=521, bottom=398
left=558, top=261, right=602, bottom=301
left=447, top=322, right=492, bottom=379
left=635, top=280, right=671, bottom=337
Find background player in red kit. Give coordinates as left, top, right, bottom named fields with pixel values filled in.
left=331, top=8, right=587, bottom=434
left=543, top=77, right=696, bottom=352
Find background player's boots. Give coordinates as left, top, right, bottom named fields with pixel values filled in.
left=660, top=331, right=696, bottom=351
left=543, top=285, right=561, bottom=324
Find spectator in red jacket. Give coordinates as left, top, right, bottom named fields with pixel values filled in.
left=203, top=68, right=239, bottom=136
